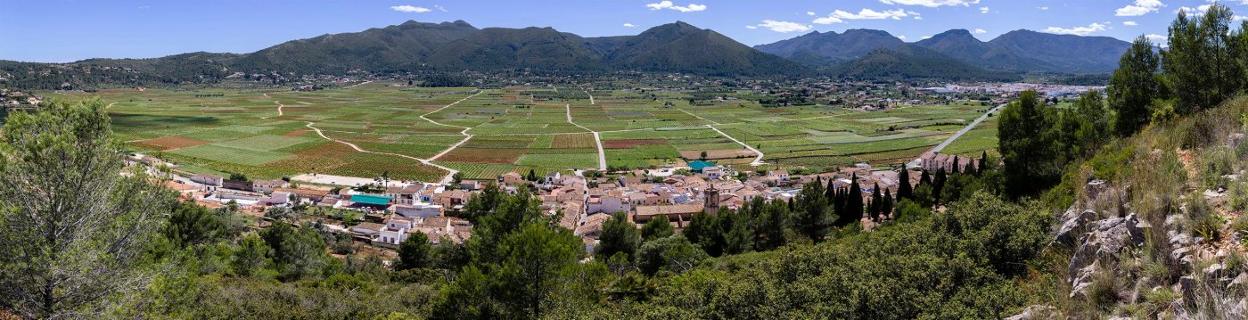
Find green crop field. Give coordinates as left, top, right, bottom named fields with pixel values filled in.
left=61, top=82, right=999, bottom=181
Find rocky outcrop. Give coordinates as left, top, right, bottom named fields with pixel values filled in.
left=1067, top=213, right=1147, bottom=298
left=1054, top=209, right=1096, bottom=246
left=1003, top=304, right=1057, bottom=320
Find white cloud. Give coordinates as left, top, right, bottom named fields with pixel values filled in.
left=979, top=6, right=990, bottom=14
left=433, top=5, right=447, bottom=12
left=745, top=25, right=758, bottom=29
left=623, top=23, right=636, bottom=28
left=752, top=20, right=812, bottom=33
left=1123, top=20, right=1138, bottom=26
left=1145, top=33, right=1167, bottom=47
left=1177, top=5, right=1211, bottom=16
left=390, top=5, right=432, bottom=13
left=812, top=8, right=915, bottom=24
left=1037, top=6, right=1049, bottom=11
left=806, top=11, right=816, bottom=16
left=921, top=35, right=933, bottom=40
left=646, top=1, right=707, bottom=13
left=1116, top=0, right=1164, bottom=17
left=879, top=0, right=980, bottom=8
left=1044, top=22, right=1108, bottom=36
left=973, top=28, right=987, bottom=34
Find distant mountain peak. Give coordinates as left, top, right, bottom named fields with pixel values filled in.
left=398, top=20, right=476, bottom=29
left=932, top=29, right=975, bottom=37
left=843, top=29, right=895, bottom=37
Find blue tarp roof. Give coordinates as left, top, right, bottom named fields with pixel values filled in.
left=351, top=194, right=392, bottom=206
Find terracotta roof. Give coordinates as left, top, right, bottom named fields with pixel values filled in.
left=634, top=203, right=704, bottom=217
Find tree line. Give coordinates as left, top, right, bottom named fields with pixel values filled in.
left=998, top=3, right=1248, bottom=199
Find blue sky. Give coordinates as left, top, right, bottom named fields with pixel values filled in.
left=0, top=0, right=1237, bottom=62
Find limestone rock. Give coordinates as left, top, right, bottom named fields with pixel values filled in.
left=1003, top=305, right=1057, bottom=320
left=1055, top=209, right=1096, bottom=246
left=1229, top=133, right=1245, bottom=149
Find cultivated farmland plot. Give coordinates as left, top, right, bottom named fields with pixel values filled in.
left=64, top=84, right=998, bottom=181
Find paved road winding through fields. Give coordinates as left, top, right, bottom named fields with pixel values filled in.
left=565, top=104, right=608, bottom=171
left=705, top=125, right=765, bottom=166
left=928, top=103, right=1005, bottom=154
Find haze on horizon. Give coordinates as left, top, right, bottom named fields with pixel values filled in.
left=0, top=0, right=1210, bottom=63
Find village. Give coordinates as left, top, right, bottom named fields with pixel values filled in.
left=128, top=150, right=974, bottom=256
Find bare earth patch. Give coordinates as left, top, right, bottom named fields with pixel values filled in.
left=283, top=129, right=310, bottom=137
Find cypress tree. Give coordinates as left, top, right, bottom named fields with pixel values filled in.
left=824, top=179, right=836, bottom=202
left=870, top=182, right=883, bottom=221
left=978, top=151, right=990, bottom=175
left=919, top=170, right=932, bottom=186
left=882, top=188, right=894, bottom=220
left=951, top=156, right=960, bottom=175
left=848, top=173, right=863, bottom=220
left=933, top=168, right=947, bottom=205
left=897, top=168, right=913, bottom=200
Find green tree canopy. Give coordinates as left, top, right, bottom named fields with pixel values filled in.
left=998, top=90, right=1059, bottom=197
left=1108, top=36, right=1161, bottom=135
left=596, top=213, right=641, bottom=261
left=0, top=100, right=177, bottom=318
left=396, top=232, right=433, bottom=271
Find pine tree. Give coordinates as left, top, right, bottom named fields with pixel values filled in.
left=1164, top=4, right=1243, bottom=114
left=1109, top=36, right=1162, bottom=136
left=999, top=90, right=1059, bottom=197
left=792, top=180, right=831, bottom=241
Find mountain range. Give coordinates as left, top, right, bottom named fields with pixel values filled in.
left=0, top=20, right=1133, bottom=88
left=755, top=28, right=1131, bottom=76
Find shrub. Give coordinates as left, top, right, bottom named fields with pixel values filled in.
left=1199, top=146, right=1237, bottom=189
left=1187, top=195, right=1223, bottom=241
left=1088, top=268, right=1120, bottom=311
left=1230, top=181, right=1248, bottom=211
left=1231, top=215, right=1248, bottom=244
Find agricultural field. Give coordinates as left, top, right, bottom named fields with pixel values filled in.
left=60, top=82, right=999, bottom=182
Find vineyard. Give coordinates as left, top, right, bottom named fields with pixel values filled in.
left=64, top=82, right=997, bottom=182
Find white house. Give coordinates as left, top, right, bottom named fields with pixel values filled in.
left=376, top=216, right=415, bottom=246
left=703, top=166, right=725, bottom=180
left=191, top=174, right=223, bottom=187
left=266, top=191, right=293, bottom=206
left=544, top=172, right=564, bottom=185
left=586, top=194, right=629, bottom=215
left=394, top=203, right=443, bottom=219
left=252, top=179, right=287, bottom=194
left=768, top=170, right=791, bottom=183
